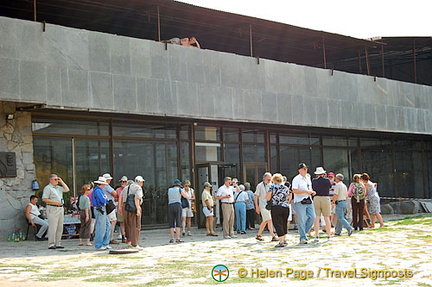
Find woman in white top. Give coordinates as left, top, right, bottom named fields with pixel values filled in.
left=25, top=195, right=49, bottom=240
left=181, top=180, right=195, bottom=236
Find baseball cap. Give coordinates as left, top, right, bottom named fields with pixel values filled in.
left=203, top=182, right=212, bottom=187
left=298, top=163, right=308, bottom=170
left=336, top=173, right=344, bottom=180
left=135, top=175, right=145, bottom=182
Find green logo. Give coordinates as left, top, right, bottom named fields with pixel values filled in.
left=212, top=264, right=229, bottom=282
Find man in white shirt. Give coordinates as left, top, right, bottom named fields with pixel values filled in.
left=215, top=177, right=239, bottom=239
left=292, top=163, right=316, bottom=244
left=332, top=173, right=354, bottom=236
left=255, top=172, right=277, bottom=242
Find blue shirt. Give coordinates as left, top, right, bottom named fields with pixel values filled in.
left=312, top=177, right=332, bottom=196
left=103, top=184, right=115, bottom=201
left=93, top=186, right=108, bottom=207
left=245, top=190, right=255, bottom=210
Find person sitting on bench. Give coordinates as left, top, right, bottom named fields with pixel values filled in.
left=25, top=195, right=48, bottom=240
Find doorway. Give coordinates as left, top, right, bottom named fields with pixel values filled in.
left=194, top=163, right=238, bottom=228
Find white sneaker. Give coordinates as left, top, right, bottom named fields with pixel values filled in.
left=135, top=245, right=144, bottom=250
left=103, top=245, right=112, bottom=249
left=224, top=236, right=231, bottom=239
left=187, top=231, right=192, bottom=236
left=96, top=246, right=107, bottom=250
left=117, top=234, right=122, bottom=240
left=231, top=234, right=238, bottom=238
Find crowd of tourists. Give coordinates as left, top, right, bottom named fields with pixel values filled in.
left=27, top=163, right=384, bottom=250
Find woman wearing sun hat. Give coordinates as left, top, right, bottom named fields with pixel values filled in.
left=167, top=179, right=185, bottom=243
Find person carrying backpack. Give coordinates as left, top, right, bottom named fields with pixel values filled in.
left=348, top=174, right=366, bottom=231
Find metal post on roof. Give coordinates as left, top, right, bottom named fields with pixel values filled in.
left=381, top=45, right=385, bottom=77
left=358, top=51, right=362, bottom=73
left=157, top=6, right=161, bottom=42
left=364, top=47, right=371, bottom=76
left=322, top=37, right=327, bottom=69
left=249, top=24, right=253, bottom=57
left=413, top=40, right=417, bottom=83
left=33, top=0, right=37, bottom=21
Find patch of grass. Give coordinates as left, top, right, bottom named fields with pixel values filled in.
left=0, top=263, right=42, bottom=272
left=115, top=256, right=145, bottom=260
left=393, top=217, right=432, bottom=226
left=84, top=272, right=140, bottom=282
left=418, top=283, right=432, bottom=287
left=145, top=279, right=176, bottom=286
left=38, top=269, right=87, bottom=281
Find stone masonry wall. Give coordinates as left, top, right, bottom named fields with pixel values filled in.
left=0, top=102, right=35, bottom=240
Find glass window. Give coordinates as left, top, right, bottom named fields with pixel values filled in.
left=309, top=135, right=321, bottom=146
left=223, top=128, right=239, bottom=142
left=243, top=144, right=266, bottom=162
left=75, top=138, right=111, bottom=189
left=179, top=125, right=190, bottom=140
left=195, top=126, right=220, bottom=141
left=323, top=148, right=350, bottom=182
left=242, top=129, right=265, bottom=143
left=360, top=138, right=394, bottom=197
left=279, top=145, right=320, bottom=181
left=323, top=136, right=348, bottom=147
left=180, top=142, right=191, bottom=181
left=33, top=136, right=73, bottom=203
left=113, top=140, right=178, bottom=224
left=224, top=143, right=240, bottom=166
left=279, top=134, right=310, bottom=145
left=348, top=137, right=358, bottom=147
left=32, top=118, right=109, bottom=136
left=270, top=145, right=278, bottom=173
left=195, top=142, right=221, bottom=162
left=112, top=122, right=177, bottom=139
left=270, top=133, right=277, bottom=144
left=393, top=140, right=424, bottom=198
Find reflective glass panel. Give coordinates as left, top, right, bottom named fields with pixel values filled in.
left=32, top=118, right=109, bottom=136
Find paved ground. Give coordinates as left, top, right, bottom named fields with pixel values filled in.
left=1, top=214, right=431, bottom=287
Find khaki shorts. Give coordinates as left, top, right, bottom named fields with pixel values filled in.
left=108, top=209, right=117, bottom=222
left=260, top=206, right=272, bottom=221
left=313, top=196, right=331, bottom=217
left=117, top=212, right=124, bottom=222
left=182, top=207, right=194, bottom=218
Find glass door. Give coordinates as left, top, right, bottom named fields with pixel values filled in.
left=243, top=163, right=267, bottom=191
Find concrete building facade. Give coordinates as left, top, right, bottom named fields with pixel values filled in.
left=0, top=16, right=431, bottom=236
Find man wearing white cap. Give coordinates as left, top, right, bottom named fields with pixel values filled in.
left=102, top=173, right=118, bottom=244
left=93, top=176, right=111, bottom=250
left=124, top=176, right=144, bottom=249
left=312, top=167, right=332, bottom=242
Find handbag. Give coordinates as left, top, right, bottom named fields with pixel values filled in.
left=125, top=186, right=137, bottom=213
left=265, top=200, right=272, bottom=210
left=301, top=196, right=312, bottom=205
left=106, top=200, right=116, bottom=214
left=180, top=188, right=190, bottom=208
